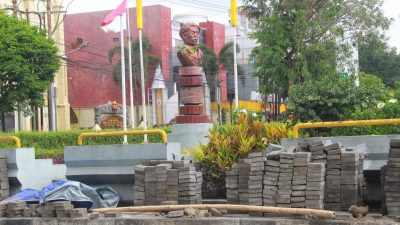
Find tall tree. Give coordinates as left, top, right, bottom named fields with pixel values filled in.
left=243, top=0, right=391, bottom=97
left=0, top=11, right=60, bottom=115
left=108, top=37, right=160, bottom=125
left=358, top=33, right=400, bottom=86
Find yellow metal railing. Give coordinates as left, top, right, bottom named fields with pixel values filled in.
left=0, top=136, right=21, bottom=148
left=77, top=129, right=168, bottom=145
left=293, top=119, right=400, bottom=138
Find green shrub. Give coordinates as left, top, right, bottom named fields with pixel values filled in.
left=0, top=127, right=171, bottom=158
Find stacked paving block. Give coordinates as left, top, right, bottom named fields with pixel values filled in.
left=0, top=204, right=6, bottom=217
left=144, top=166, right=157, bottom=205
left=384, top=139, right=400, bottom=216
left=263, top=157, right=280, bottom=206
left=156, top=163, right=172, bottom=203
left=340, top=148, right=360, bottom=210
left=306, top=163, right=325, bottom=209
left=134, top=160, right=202, bottom=205
left=291, top=152, right=310, bottom=208
left=248, top=152, right=266, bottom=207
left=276, top=153, right=294, bottom=208
left=5, top=202, right=26, bottom=218
left=357, top=151, right=366, bottom=204
left=176, top=66, right=209, bottom=123
left=23, top=204, right=40, bottom=217
left=309, top=140, right=327, bottom=164
left=0, top=155, right=9, bottom=200
left=41, top=202, right=56, bottom=218
left=325, top=142, right=343, bottom=211
left=380, top=165, right=388, bottom=215
left=248, top=152, right=266, bottom=216
left=226, top=164, right=239, bottom=204
left=69, top=208, right=88, bottom=218
left=178, top=165, right=198, bottom=204
left=53, top=201, right=74, bottom=218
left=167, top=168, right=179, bottom=201
left=133, top=165, right=146, bottom=206
left=238, top=159, right=250, bottom=205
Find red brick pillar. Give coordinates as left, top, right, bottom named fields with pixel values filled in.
left=175, top=66, right=210, bottom=124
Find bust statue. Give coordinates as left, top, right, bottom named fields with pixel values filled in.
left=177, top=23, right=203, bottom=67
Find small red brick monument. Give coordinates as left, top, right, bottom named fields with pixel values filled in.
left=176, top=23, right=210, bottom=123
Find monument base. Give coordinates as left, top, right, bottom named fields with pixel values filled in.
left=168, top=123, right=213, bottom=150
left=175, top=115, right=210, bottom=124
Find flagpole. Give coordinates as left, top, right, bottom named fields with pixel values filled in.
left=139, top=29, right=148, bottom=143
left=231, top=0, right=239, bottom=109
left=120, top=15, right=128, bottom=144
left=126, top=5, right=135, bottom=128
left=137, top=0, right=148, bottom=143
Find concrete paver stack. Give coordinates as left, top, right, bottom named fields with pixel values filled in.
left=238, top=159, right=250, bottom=205
left=0, top=155, right=9, bottom=200
left=340, top=149, right=360, bottom=210
left=225, top=164, right=239, bottom=204
left=276, top=153, right=294, bottom=208
left=248, top=152, right=266, bottom=216
left=306, top=163, right=325, bottom=209
left=383, top=139, right=400, bottom=216
left=325, top=143, right=343, bottom=211
left=291, top=152, right=310, bottom=208
left=133, top=160, right=202, bottom=205
left=262, top=157, right=280, bottom=207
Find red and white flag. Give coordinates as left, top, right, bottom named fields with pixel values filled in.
left=100, top=0, right=127, bottom=33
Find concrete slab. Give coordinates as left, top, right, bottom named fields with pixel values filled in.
left=168, top=123, right=213, bottom=150
left=0, top=148, right=66, bottom=195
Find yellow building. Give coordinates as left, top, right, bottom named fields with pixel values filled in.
left=0, top=0, right=70, bottom=131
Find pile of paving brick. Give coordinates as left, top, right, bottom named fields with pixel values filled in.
left=133, top=160, right=202, bottom=205
left=0, top=155, right=9, bottom=200
left=0, top=201, right=89, bottom=218
left=226, top=140, right=366, bottom=212
left=382, top=139, right=400, bottom=216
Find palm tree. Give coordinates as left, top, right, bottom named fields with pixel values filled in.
left=108, top=37, right=160, bottom=125
left=200, top=42, right=244, bottom=124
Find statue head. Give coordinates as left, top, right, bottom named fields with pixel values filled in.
left=179, top=23, right=201, bottom=46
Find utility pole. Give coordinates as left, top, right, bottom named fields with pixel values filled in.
left=46, top=0, right=57, bottom=131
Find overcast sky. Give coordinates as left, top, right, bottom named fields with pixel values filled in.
left=63, top=0, right=400, bottom=50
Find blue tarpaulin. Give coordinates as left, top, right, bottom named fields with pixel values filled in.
left=1, top=179, right=119, bottom=209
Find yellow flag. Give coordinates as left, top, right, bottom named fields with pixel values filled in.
left=136, top=0, right=143, bottom=29
left=230, top=0, right=237, bottom=27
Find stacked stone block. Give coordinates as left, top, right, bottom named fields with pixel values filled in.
left=0, top=155, right=9, bottom=200
left=380, top=165, right=388, bottom=215
left=238, top=159, right=250, bottom=205
left=325, top=142, right=343, bottom=211
left=156, top=163, right=171, bottom=203
left=69, top=208, right=88, bottom=218
left=384, top=139, right=400, bottom=216
left=144, top=166, right=157, bottom=205
left=340, top=149, right=360, bottom=210
left=309, top=141, right=327, bottom=164
left=178, top=165, right=198, bottom=204
left=248, top=152, right=266, bottom=207
left=23, top=204, right=40, bottom=217
left=226, top=164, right=239, bottom=204
left=306, top=163, right=325, bottom=209
left=263, top=158, right=280, bottom=206
left=276, top=153, right=294, bottom=208
left=291, top=152, right=310, bottom=208
left=176, top=66, right=210, bottom=123
left=357, top=151, right=366, bottom=204
left=134, top=160, right=202, bottom=205
left=133, top=165, right=146, bottom=205
left=167, top=168, right=179, bottom=201
left=5, top=202, right=26, bottom=218
left=53, top=201, right=74, bottom=218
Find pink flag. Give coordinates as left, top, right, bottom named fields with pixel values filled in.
left=101, top=0, right=127, bottom=32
